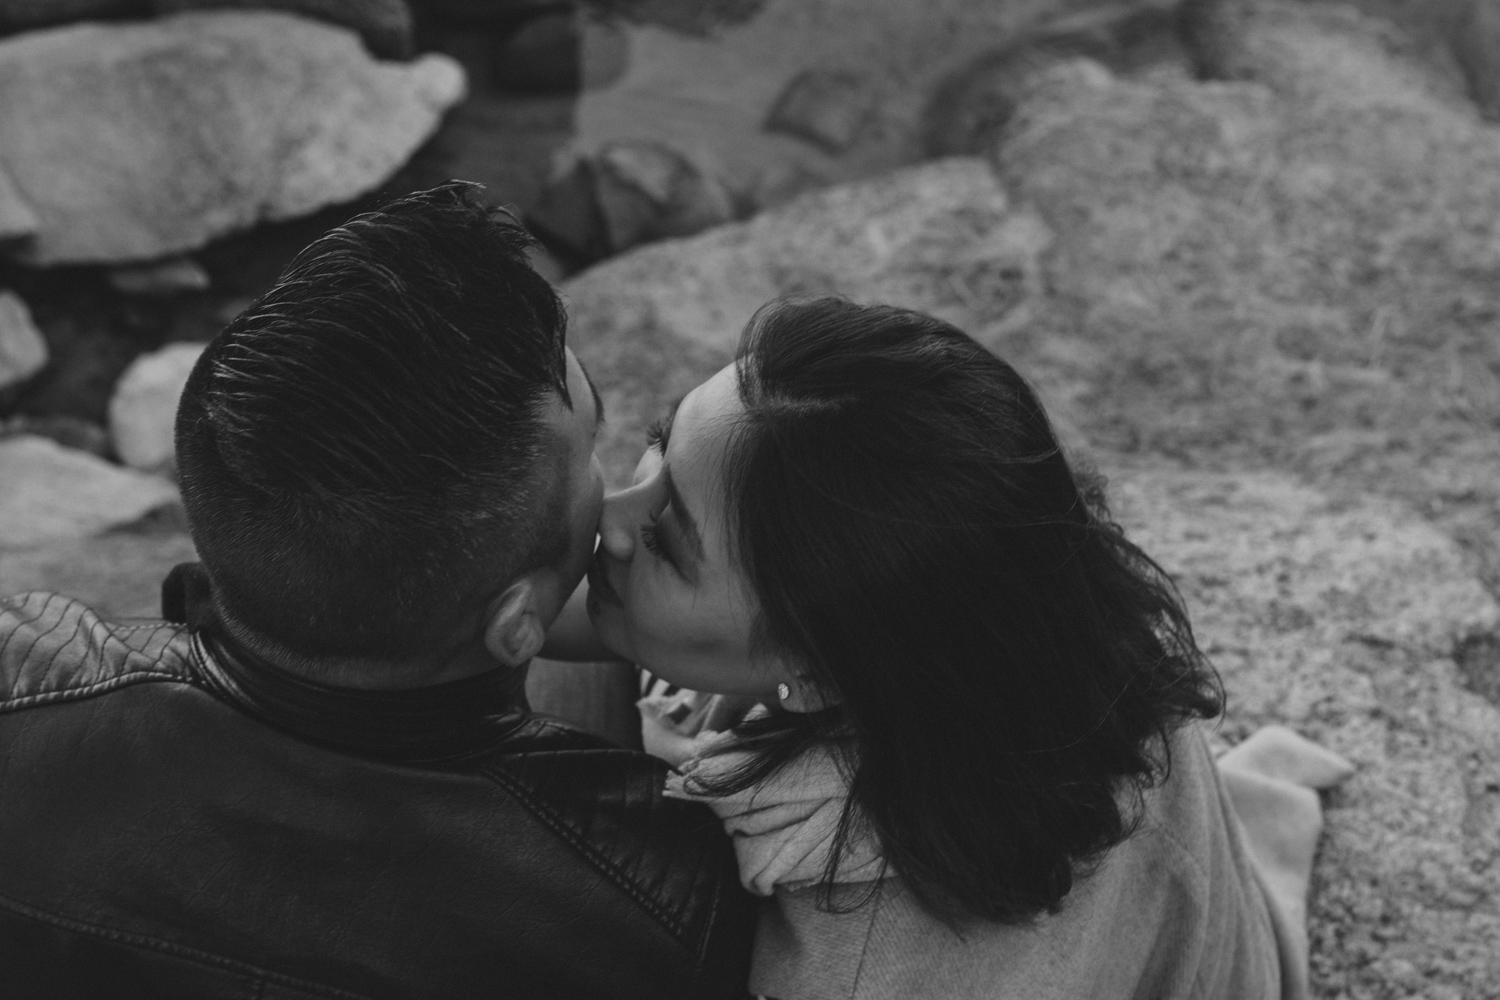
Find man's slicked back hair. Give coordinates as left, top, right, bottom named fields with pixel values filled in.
left=176, top=182, right=571, bottom=668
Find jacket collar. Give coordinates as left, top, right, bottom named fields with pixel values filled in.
left=168, top=563, right=532, bottom=765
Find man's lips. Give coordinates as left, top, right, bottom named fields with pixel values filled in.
left=587, top=554, right=622, bottom=608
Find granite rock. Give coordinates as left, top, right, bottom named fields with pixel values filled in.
left=0, top=414, right=111, bottom=459
left=0, top=12, right=465, bottom=266
left=0, top=528, right=197, bottom=619
left=977, top=5, right=1500, bottom=990
left=561, top=157, right=1052, bottom=481
left=493, top=7, right=586, bottom=94
left=923, top=4, right=1182, bottom=158
left=0, top=163, right=37, bottom=243
left=0, top=290, right=46, bottom=397
left=923, top=45, right=1078, bottom=158
left=10, top=315, right=152, bottom=426
left=0, top=436, right=178, bottom=547
left=566, top=0, right=1105, bottom=212
left=556, top=9, right=1500, bottom=988
left=560, top=145, right=1500, bottom=992
left=108, top=341, right=206, bottom=472
left=980, top=1, right=1500, bottom=560
left=764, top=69, right=874, bottom=154
left=594, top=141, right=736, bottom=252
left=1177, top=0, right=1257, bottom=80
left=1448, top=0, right=1500, bottom=119
left=1114, top=468, right=1500, bottom=996
left=526, top=159, right=612, bottom=263
left=0, top=7, right=1496, bottom=992
left=529, top=141, right=739, bottom=261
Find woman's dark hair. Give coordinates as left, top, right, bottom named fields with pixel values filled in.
left=712, top=297, right=1222, bottom=925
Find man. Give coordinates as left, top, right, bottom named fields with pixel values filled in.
left=0, top=184, right=756, bottom=998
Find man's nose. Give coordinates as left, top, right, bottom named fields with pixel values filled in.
left=598, top=484, right=647, bottom=562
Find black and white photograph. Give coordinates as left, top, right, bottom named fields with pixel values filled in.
left=0, top=0, right=1498, bottom=997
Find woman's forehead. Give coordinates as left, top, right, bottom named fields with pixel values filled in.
left=674, top=364, right=739, bottom=437
left=667, top=364, right=743, bottom=534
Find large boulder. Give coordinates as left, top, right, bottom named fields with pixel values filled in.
left=108, top=341, right=206, bottom=472
left=564, top=0, right=1180, bottom=211
left=561, top=157, right=1053, bottom=481
left=0, top=414, right=111, bottom=460
left=556, top=6, right=1500, bottom=986
left=0, top=12, right=465, bottom=266
left=0, top=290, right=46, bottom=397
left=0, top=528, right=198, bottom=620
left=491, top=6, right=600, bottom=94
left=1445, top=0, right=1500, bottom=119
left=981, top=1, right=1500, bottom=589
left=561, top=149, right=1500, bottom=991
left=0, top=152, right=38, bottom=242
left=0, top=436, right=177, bottom=547
left=593, top=141, right=736, bottom=251
left=1113, top=467, right=1500, bottom=996
left=0, top=6, right=1496, bottom=990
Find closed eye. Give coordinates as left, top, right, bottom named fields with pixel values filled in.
left=646, top=398, right=683, bottom=454
left=640, top=518, right=668, bottom=560
left=645, top=419, right=669, bottom=453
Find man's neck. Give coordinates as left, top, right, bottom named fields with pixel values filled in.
left=226, top=616, right=526, bottom=692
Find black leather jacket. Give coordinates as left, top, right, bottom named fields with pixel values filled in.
left=0, top=588, right=756, bottom=999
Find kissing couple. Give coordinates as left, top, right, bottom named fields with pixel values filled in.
left=0, top=183, right=1351, bottom=1000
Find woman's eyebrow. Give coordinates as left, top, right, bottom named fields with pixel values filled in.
left=661, top=465, right=705, bottom=560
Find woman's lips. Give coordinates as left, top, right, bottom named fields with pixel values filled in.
left=587, top=555, right=622, bottom=608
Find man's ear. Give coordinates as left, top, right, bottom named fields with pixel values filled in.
left=483, top=578, right=546, bottom=668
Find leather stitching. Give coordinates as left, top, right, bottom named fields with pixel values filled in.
left=691, top=853, right=725, bottom=976
left=105, top=622, right=173, bottom=633
left=0, top=672, right=200, bottom=714
left=0, top=890, right=375, bottom=1000
left=478, top=763, right=690, bottom=940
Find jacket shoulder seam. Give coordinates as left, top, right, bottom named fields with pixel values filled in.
left=0, top=670, right=201, bottom=714
left=478, top=762, right=689, bottom=941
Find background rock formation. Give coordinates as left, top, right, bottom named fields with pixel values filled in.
left=2, top=1, right=1499, bottom=993
left=0, top=11, right=464, bottom=265
left=150, top=0, right=416, bottom=59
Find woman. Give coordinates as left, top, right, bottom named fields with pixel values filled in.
left=552, top=297, right=1346, bottom=999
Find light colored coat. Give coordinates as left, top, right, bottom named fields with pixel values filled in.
left=644, top=686, right=1302, bottom=1000
left=746, top=727, right=1283, bottom=1000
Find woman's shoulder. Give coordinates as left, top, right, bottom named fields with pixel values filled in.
left=1134, top=723, right=1240, bottom=872
left=748, top=722, right=1280, bottom=1000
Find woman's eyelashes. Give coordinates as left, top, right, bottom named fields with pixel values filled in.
left=646, top=398, right=681, bottom=454
left=645, top=418, right=668, bottom=453
left=642, top=400, right=684, bottom=566
left=640, top=516, right=668, bottom=559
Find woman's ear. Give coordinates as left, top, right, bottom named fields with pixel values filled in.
left=775, top=675, right=840, bottom=713
left=483, top=579, right=546, bottom=668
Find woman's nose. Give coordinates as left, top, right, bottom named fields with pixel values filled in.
left=598, top=483, right=648, bottom=562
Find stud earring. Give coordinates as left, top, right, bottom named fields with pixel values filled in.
left=776, top=683, right=791, bottom=702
